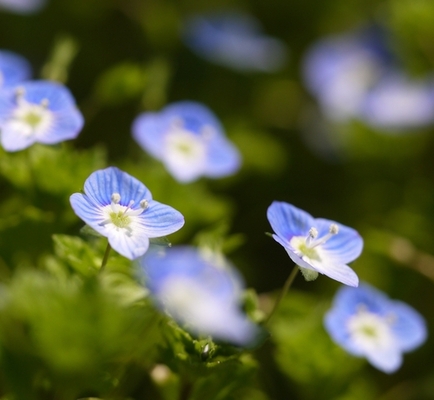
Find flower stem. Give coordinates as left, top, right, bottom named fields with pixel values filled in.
left=100, top=242, right=111, bottom=272
left=265, top=266, right=299, bottom=325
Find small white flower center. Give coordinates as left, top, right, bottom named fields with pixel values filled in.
left=10, top=89, right=53, bottom=137
left=347, top=306, right=395, bottom=353
left=100, top=192, right=149, bottom=231
left=165, top=126, right=207, bottom=161
left=289, top=223, right=339, bottom=261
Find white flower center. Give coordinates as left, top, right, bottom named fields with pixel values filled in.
left=289, top=223, right=339, bottom=261
left=347, top=306, right=395, bottom=353
left=163, top=119, right=210, bottom=178
left=10, top=88, right=53, bottom=137
left=100, top=192, right=148, bottom=233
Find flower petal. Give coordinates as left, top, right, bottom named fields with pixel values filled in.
left=37, top=107, right=84, bottom=144
left=138, top=201, right=185, bottom=237
left=69, top=193, right=107, bottom=234
left=83, top=167, right=152, bottom=208
left=204, top=135, right=241, bottom=178
left=366, top=346, right=402, bottom=374
left=107, top=227, right=150, bottom=260
left=132, top=112, right=166, bottom=158
left=315, top=218, right=363, bottom=264
left=389, top=301, right=427, bottom=352
left=1, top=121, right=36, bottom=151
left=309, top=259, right=359, bottom=287
left=267, top=201, right=315, bottom=241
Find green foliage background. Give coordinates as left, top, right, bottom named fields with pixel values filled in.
left=1, top=0, right=434, bottom=399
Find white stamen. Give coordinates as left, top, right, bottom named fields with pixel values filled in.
left=40, top=98, right=49, bottom=109
left=306, top=227, right=318, bottom=246
left=306, top=223, right=339, bottom=248
left=140, top=199, right=149, bottom=210
left=122, top=200, right=135, bottom=215
left=15, top=86, right=25, bottom=101
left=329, top=223, right=339, bottom=235
left=111, top=193, right=121, bottom=204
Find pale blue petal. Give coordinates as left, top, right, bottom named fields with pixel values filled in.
left=131, top=112, right=166, bottom=158
left=309, top=259, right=358, bottom=287
left=267, top=201, right=315, bottom=241
left=162, top=101, right=224, bottom=134
left=140, top=245, right=256, bottom=345
left=361, top=74, right=434, bottom=131
left=69, top=193, right=107, bottom=234
left=107, top=229, right=150, bottom=260
left=142, top=246, right=241, bottom=301
left=366, top=347, right=402, bottom=374
left=83, top=167, right=152, bottom=207
left=21, top=81, right=78, bottom=111
left=389, top=301, right=427, bottom=352
left=183, top=13, right=287, bottom=72
left=324, top=307, right=365, bottom=356
left=204, top=135, right=241, bottom=177
left=37, top=108, right=84, bottom=144
left=0, top=88, right=16, bottom=120
left=330, top=284, right=390, bottom=315
left=315, top=218, right=363, bottom=264
left=1, top=124, right=36, bottom=151
left=139, top=201, right=185, bottom=237
left=0, top=50, right=31, bottom=88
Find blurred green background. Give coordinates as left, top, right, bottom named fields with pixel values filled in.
left=1, top=0, right=434, bottom=399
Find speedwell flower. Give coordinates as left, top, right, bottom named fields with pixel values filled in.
left=0, top=50, right=31, bottom=89
left=132, top=101, right=241, bottom=183
left=70, top=167, right=185, bottom=260
left=302, top=26, right=434, bottom=131
left=0, top=80, right=84, bottom=152
left=324, top=283, right=427, bottom=373
left=182, top=11, right=288, bottom=72
left=267, top=201, right=362, bottom=286
left=141, top=246, right=258, bottom=345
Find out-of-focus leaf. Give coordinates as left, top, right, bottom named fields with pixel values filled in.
left=94, top=62, right=147, bottom=106
left=230, top=125, right=287, bottom=175
left=52, top=234, right=101, bottom=276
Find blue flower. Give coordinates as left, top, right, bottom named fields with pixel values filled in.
left=182, top=12, right=288, bottom=72
left=302, top=26, right=434, bottom=131
left=0, top=80, right=84, bottom=152
left=361, top=73, right=434, bottom=131
left=70, top=167, right=185, bottom=260
left=132, top=101, right=241, bottom=183
left=0, top=50, right=31, bottom=89
left=324, top=283, right=427, bottom=373
left=0, top=0, right=46, bottom=14
left=141, top=246, right=258, bottom=345
left=303, top=28, right=390, bottom=122
left=267, top=201, right=363, bottom=286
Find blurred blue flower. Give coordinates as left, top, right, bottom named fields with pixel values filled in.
left=267, top=201, right=363, bottom=286
left=302, top=27, right=434, bottom=131
left=361, top=72, right=434, bottom=131
left=183, top=12, right=288, bottom=72
left=0, top=0, right=46, bottom=14
left=132, top=101, right=241, bottom=183
left=0, top=80, right=84, bottom=152
left=324, top=283, right=427, bottom=373
left=141, top=246, right=258, bottom=345
left=70, top=167, right=185, bottom=260
left=0, top=50, right=31, bottom=89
